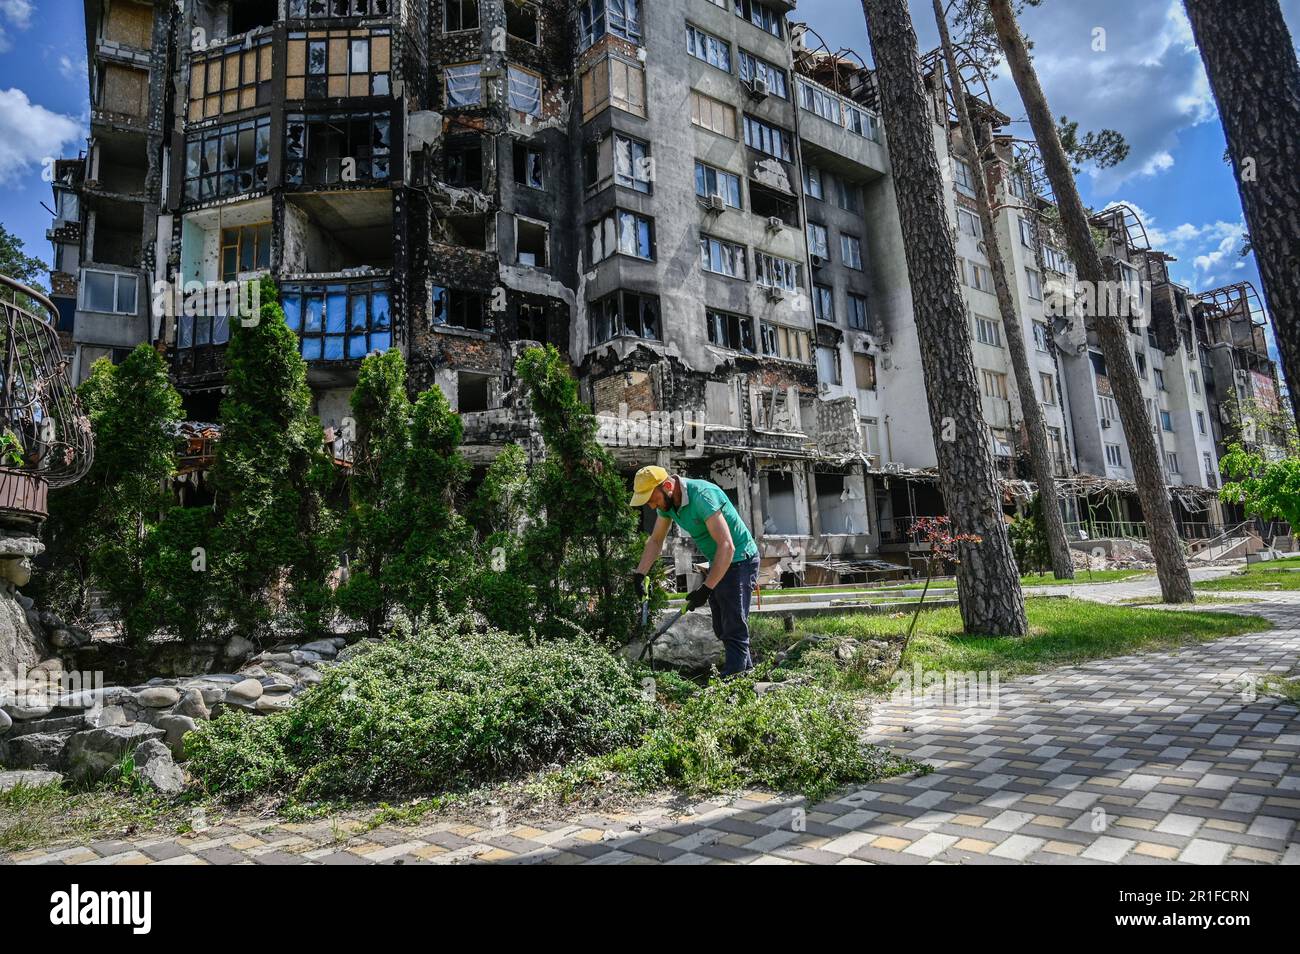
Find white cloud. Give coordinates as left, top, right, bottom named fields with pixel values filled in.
left=981, top=0, right=1227, bottom=194
left=0, top=88, right=83, bottom=184
left=0, top=0, right=33, bottom=29
left=58, top=54, right=86, bottom=82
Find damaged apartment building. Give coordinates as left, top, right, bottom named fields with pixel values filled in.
left=51, top=0, right=1289, bottom=590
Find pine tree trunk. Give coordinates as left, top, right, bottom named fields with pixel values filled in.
left=988, top=0, right=1194, bottom=603
left=860, top=0, right=1028, bottom=636
left=932, top=0, right=1074, bottom=580
left=1183, top=0, right=1300, bottom=431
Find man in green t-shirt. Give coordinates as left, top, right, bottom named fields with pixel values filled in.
left=629, top=465, right=760, bottom=676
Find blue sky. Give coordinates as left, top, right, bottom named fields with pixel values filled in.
left=0, top=0, right=1296, bottom=312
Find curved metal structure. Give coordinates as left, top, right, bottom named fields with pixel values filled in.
left=0, top=274, right=93, bottom=489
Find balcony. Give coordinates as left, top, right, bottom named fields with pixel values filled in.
left=795, top=78, right=887, bottom=178
left=980, top=394, right=1012, bottom=428
left=75, top=267, right=146, bottom=349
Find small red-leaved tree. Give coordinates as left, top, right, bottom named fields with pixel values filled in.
left=905, top=517, right=984, bottom=651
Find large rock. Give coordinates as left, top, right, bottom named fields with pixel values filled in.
left=0, top=586, right=49, bottom=680
left=298, top=639, right=338, bottom=658
left=619, top=609, right=724, bottom=673
left=223, top=634, right=256, bottom=660
left=137, top=687, right=180, bottom=708
left=224, top=678, right=263, bottom=707
left=132, top=739, right=185, bottom=795
left=0, top=769, right=62, bottom=792
left=2, top=731, right=72, bottom=770
left=65, top=723, right=165, bottom=784
left=155, top=714, right=197, bottom=760
left=174, top=689, right=210, bottom=721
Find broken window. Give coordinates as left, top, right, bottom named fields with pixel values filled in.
left=589, top=210, right=654, bottom=263
left=283, top=112, right=391, bottom=186
left=431, top=287, right=487, bottom=331
left=289, top=0, right=391, bottom=19
left=444, top=0, right=479, bottom=32
left=508, top=65, right=543, bottom=116
left=754, top=252, right=800, bottom=290
left=816, top=346, right=841, bottom=385
left=807, top=224, right=829, bottom=260
left=615, top=135, right=652, bottom=192
left=706, top=308, right=755, bottom=353
left=220, top=224, right=271, bottom=281
left=695, top=160, right=740, bottom=206
left=738, top=50, right=788, bottom=98
left=579, top=0, right=641, bottom=51
left=229, top=0, right=277, bottom=34
left=445, top=62, right=483, bottom=108
left=512, top=141, right=544, bottom=189
left=812, top=284, right=832, bottom=321
left=458, top=372, right=491, bottom=412
left=761, top=322, right=810, bottom=363
left=699, top=235, right=746, bottom=279
left=445, top=138, right=483, bottom=187
left=585, top=133, right=650, bottom=193
left=590, top=290, right=660, bottom=345
left=188, top=34, right=273, bottom=122
left=285, top=29, right=391, bottom=100
left=506, top=1, right=539, bottom=44
left=847, top=293, right=869, bottom=330
left=761, top=472, right=798, bottom=535
left=515, top=218, right=548, bottom=267
left=444, top=215, right=487, bottom=249
left=281, top=279, right=392, bottom=361
left=184, top=115, right=271, bottom=202
left=735, top=0, right=783, bottom=38
left=749, top=181, right=797, bottom=226
left=743, top=115, right=793, bottom=161
left=815, top=473, right=863, bottom=535
left=517, top=302, right=547, bottom=341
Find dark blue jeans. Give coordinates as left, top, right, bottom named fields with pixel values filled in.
left=709, top=555, right=759, bottom=676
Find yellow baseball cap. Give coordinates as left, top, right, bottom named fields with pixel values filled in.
left=629, top=465, right=669, bottom=507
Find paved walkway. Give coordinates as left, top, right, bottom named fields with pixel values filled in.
left=6, top=580, right=1300, bottom=865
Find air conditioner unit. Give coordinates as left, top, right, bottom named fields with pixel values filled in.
left=766, top=216, right=785, bottom=232
left=1100, top=418, right=1112, bottom=429
left=855, top=334, right=872, bottom=352
left=745, top=76, right=770, bottom=100
left=810, top=253, right=826, bottom=269
left=766, top=286, right=785, bottom=302
left=707, top=194, right=726, bottom=212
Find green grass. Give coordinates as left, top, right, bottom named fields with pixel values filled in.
left=667, top=569, right=1147, bottom=601
left=0, top=780, right=199, bottom=854
left=1195, top=557, right=1300, bottom=592
left=1259, top=675, right=1300, bottom=704
left=750, top=596, right=1269, bottom=684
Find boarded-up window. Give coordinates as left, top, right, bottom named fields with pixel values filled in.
left=690, top=90, right=736, bottom=138
left=101, top=65, right=149, bottom=118
left=188, top=35, right=273, bottom=122
left=853, top=353, right=876, bottom=391
left=285, top=29, right=390, bottom=101
left=581, top=56, right=645, bottom=120
left=103, top=0, right=153, bottom=48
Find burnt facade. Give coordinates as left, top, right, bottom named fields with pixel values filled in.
left=52, top=0, right=1289, bottom=589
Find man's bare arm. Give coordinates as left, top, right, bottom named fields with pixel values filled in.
left=636, top=515, right=672, bottom=575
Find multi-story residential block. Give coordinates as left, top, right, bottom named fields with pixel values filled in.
left=49, top=0, right=1287, bottom=588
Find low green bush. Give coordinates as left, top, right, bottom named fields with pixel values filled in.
left=552, top=674, right=905, bottom=801
left=186, top=612, right=657, bottom=800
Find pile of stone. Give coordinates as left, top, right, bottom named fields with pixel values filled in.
left=0, top=635, right=348, bottom=796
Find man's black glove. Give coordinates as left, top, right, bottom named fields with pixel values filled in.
left=686, top=582, right=713, bottom=611
left=631, top=571, right=647, bottom=596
